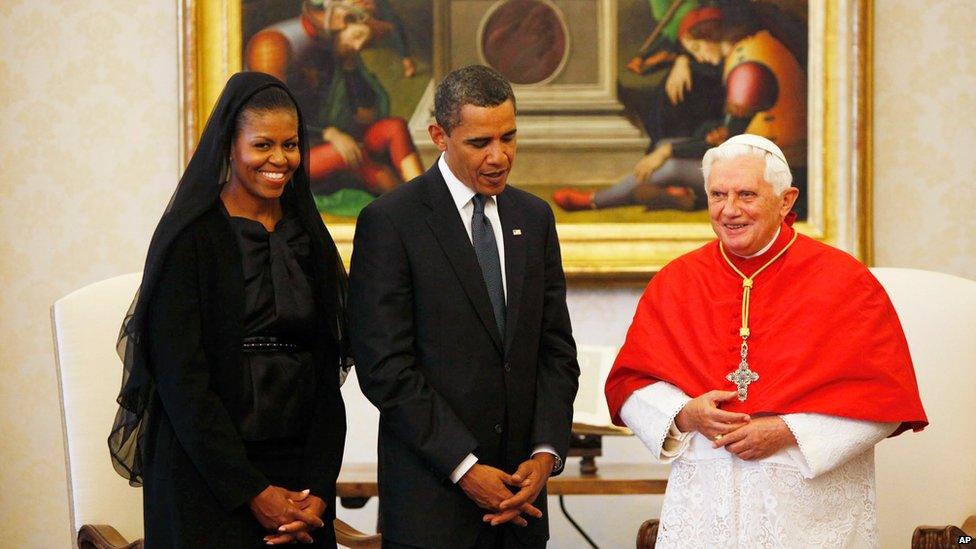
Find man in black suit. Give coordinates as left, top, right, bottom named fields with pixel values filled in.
left=348, top=65, right=579, bottom=548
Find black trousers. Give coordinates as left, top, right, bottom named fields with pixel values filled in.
left=382, top=526, right=546, bottom=549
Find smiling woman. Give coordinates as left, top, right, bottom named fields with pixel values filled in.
left=223, top=89, right=302, bottom=230
left=109, top=72, right=350, bottom=547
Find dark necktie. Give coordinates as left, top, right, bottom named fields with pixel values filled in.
left=472, top=194, right=506, bottom=337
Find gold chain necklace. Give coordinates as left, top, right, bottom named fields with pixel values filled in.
left=718, top=231, right=799, bottom=401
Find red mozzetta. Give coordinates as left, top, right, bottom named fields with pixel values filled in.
left=605, top=220, right=928, bottom=437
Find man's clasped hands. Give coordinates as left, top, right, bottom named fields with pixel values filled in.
left=459, top=453, right=556, bottom=528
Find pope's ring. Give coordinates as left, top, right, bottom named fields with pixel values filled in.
left=714, top=434, right=724, bottom=441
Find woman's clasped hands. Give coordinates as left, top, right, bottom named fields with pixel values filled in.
left=248, top=485, right=328, bottom=545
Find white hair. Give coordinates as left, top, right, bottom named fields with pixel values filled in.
left=701, top=143, right=793, bottom=195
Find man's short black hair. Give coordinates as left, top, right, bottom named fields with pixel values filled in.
left=434, top=65, right=516, bottom=135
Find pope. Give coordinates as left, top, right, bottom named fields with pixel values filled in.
left=604, top=134, right=927, bottom=548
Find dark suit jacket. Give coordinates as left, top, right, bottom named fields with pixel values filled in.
left=142, top=205, right=345, bottom=547
left=349, top=166, right=579, bottom=547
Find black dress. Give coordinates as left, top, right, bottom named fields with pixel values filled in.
left=230, top=209, right=319, bottom=487
left=141, top=205, right=338, bottom=548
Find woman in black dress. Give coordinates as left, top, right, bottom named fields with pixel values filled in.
left=109, top=72, right=348, bottom=547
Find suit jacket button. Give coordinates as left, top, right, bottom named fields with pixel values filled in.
left=504, top=362, right=511, bottom=372
left=494, top=424, right=503, bottom=434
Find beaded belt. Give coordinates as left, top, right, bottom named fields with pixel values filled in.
left=242, top=336, right=306, bottom=353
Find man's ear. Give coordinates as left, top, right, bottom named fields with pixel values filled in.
left=428, top=123, right=449, bottom=153
left=781, top=187, right=799, bottom=215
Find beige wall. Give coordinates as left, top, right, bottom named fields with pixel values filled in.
left=873, top=2, right=976, bottom=277
left=0, top=0, right=972, bottom=546
left=0, top=1, right=179, bottom=546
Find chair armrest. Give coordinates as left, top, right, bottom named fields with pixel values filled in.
left=78, top=524, right=143, bottom=549
left=911, top=515, right=976, bottom=548
left=79, top=519, right=378, bottom=548
left=333, top=518, right=381, bottom=548
left=637, top=519, right=659, bottom=549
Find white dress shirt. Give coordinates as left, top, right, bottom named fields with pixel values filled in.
left=437, top=154, right=558, bottom=482
left=438, top=154, right=508, bottom=300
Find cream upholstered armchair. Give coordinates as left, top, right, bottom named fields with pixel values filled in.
left=53, top=273, right=143, bottom=547
left=870, top=268, right=976, bottom=548
left=52, top=273, right=379, bottom=548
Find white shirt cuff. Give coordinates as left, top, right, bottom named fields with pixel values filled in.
left=531, top=444, right=562, bottom=472
left=620, top=381, right=692, bottom=462
left=531, top=444, right=557, bottom=458
left=449, top=453, right=478, bottom=484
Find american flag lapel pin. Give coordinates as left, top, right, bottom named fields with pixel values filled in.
left=512, top=229, right=522, bottom=236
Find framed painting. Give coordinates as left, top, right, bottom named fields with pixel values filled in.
left=180, top=0, right=872, bottom=280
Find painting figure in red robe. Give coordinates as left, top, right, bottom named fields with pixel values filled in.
left=554, top=5, right=808, bottom=218
left=604, top=134, right=927, bottom=547
left=246, top=0, right=423, bottom=216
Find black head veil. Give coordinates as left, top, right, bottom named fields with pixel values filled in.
left=108, top=72, right=349, bottom=485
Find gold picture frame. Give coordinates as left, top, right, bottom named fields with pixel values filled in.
left=179, top=0, right=872, bottom=281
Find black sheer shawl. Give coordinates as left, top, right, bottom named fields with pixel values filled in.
left=108, top=72, right=349, bottom=485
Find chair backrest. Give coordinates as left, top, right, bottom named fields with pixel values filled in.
left=870, top=268, right=976, bottom=547
left=52, top=273, right=144, bottom=544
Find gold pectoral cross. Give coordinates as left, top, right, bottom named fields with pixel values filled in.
left=726, top=341, right=759, bottom=401
left=718, top=231, right=799, bottom=403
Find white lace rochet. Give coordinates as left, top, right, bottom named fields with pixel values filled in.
left=621, top=382, right=897, bottom=548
